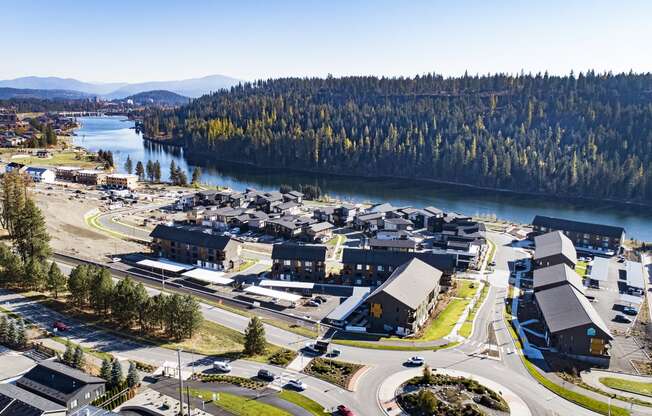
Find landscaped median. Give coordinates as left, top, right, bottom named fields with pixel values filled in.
left=600, top=377, right=652, bottom=398
left=303, top=357, right=364, bottom=390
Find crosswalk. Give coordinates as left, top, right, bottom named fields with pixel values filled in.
left=464, top=339, right=516, bottom=356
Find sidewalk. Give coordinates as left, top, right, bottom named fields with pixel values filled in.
left=581, top=369, right=652, bottom=404
left=447, top=281, right=486, bottom=342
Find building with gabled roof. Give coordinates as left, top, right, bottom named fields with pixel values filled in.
left=366, top=258, right=442, bottom=335
left=0, top=383, right=66, bottom=416
left=533, top=263, right=585, bottom=294
left=16, top=360, right=105, bottom=414
left=534, top=231, right=577, bottom=269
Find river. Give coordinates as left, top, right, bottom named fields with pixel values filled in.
left=73, top=116, right=652, bottom=241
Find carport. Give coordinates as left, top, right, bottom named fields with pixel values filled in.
left=587, top=257, right=610, bottom=288
left=136, top=258, right=189, bottom=274
left=325, top=286, right=371, bottom=327
left=625, top=261, right=645, bottom=295
left=181, top=268, right=234, bottom=286
left=243, top=285, right=302, bottom=305
left=259, top=279, right=314, bottom=295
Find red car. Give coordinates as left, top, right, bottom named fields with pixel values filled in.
left=53, top=321, right=68, bottom=331
left=337, top=405, right=355, bottom=416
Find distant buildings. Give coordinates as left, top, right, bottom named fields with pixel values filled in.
left=532, top=215, right=625, bottom=253
left=150, top=224, right=242, bottom=271
left=106, top=173, right=138, bottom=190
left=25, top=167, right=56, bottom=183
left=366, top=258, right=442, bottom=335
left=75, top=169, right=107, bottom=186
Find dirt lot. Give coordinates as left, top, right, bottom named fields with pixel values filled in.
left=32, top=185, right=145, bottom=261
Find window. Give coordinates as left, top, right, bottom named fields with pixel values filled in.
left=356, top=264, right=362, bottom=270
left=70, top=400, right=78, bottom=409
left=284, top=260, right=291, bottom=266
left=85, top=392, right=91, bottom=399
left=378, top=265, right=384, bottom=271
left=305, top=261, right=312, bottom=267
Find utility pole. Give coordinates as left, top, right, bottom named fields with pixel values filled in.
left=177, top=348, right=184, bottom=416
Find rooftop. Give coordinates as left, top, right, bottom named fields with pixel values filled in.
left=342, top=248, right=456, bottom=273
left=367, top=258, right=441, bottom=309
left=0, top=383, right=66, bottom=415
left=533, top=263, right=585, bottom=294
left=271, top=243, right=327, bottom=261
left=150, top=225, right=237, bottom=251
left=534, top=231, right=578, bottom=265
left=533, top=215, right=625, bottom=238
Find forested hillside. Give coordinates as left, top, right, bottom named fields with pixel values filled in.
left=142, top=73, right=652, bottom=203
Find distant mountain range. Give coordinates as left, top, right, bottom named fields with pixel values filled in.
left=0, top=87, right=92, bottom=100
left=0, top=74, right=241, bottom=99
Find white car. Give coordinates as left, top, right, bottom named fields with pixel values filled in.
left=287, top=379, right=306, bottom=391
left=213, top=361, right=232, bottom=372
left=406, top=356, right=425, bottom=366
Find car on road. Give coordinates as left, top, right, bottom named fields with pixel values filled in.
left=286, top=379, right=306, bottom=391
left=257, top=369, right=275, bottom=381
left=111, top=257, right=121, bottom=263
left=614, top=314, right=632, bottom=323
left=623, top=306, right=638, bottom=316
left=326, top=348, right=341, bottom=358
left=405, top=356, right=425, bottom=366
left=213, top=361, right=232, bottom=372
left=53, top=321, right=68, bottom=331
left=337, top=404, right=355, bottom=416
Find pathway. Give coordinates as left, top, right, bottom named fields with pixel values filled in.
left=581, top=369, right=652, bottom=404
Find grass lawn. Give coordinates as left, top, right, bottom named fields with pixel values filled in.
left=454, top=280, right=479, bottom=299
left=331, top=339, right=459, bottom=351
left=600, top=377, right=652, bottom=398
left=327, top=234, right=346, bottom=247
left=459, top=283, right=489, bottom=338
left=236, top=258, right=258, bottom=272
left=189, top=389, right=291, bottom=416
left=51, top=336, right=114, bottom=362
left=278, top=390, right=325, bottom=416
left=576, top=260, right=589, bottom=277
left=486, top=239, right=497, bottom=264
left=11, top=151, right=99, bottom=168
left=417, top=299, right=469, bottom=341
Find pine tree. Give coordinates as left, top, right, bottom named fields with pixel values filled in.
left=24, top=259, right=46, bottom=291
left=124, top=156, right=133, bottom=174
left=135, top=161, right=145, bottom=181
left=110, top=359, right=123, bottom=388
left=62, top=340, right=74, bottom=365
left=46, top=262, right=66, bottom=298
left=169, top=160, right=177, bottom=184
left=145, top=160, right=154, bottom=182
left=100, top=358, right=112, bottom=381
left=176, top=169, right=188, bottom=186
left=153, top=161, right=161, bottom=182
left=15, top=318, right=26, bottom=348
left=126, top=362, right=139, bottom=387
left=5, top=320, right=16, bottom=347
left=72, top=345, right=85, bottom=369
left=68, top=265, right=90, bottom=306
left=13, top=198, right=51, bottom=263
left=191, top=167, right=202, bottom=185
left=243, top=317, right=266, bottom=356
left=0, top=315, right=8, bottom=344
left=89, top=267, right=114, bottom=314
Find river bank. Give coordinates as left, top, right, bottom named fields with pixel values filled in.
left=73, top=116, right=652, bottom=241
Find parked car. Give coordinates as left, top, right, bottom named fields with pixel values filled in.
left=312, top=297, right=324, bottom=304
left=405, top=356, right=425, bottom=366
left=306, top=300, right=320, bottom=307
left=623, top=306, right=638, bottom=316
left=337, top=405, right=355, bottom=416
left=53, top=321, right=68, bottom=331
left=286, top=379, right=306, bottom=391
left=257, top=369, right=275, bottom=381
left=315, top=295, right=327, bottom=303
left=213, top=361, right=232, bottom=372
left=614, top=314, right=632, bottom=324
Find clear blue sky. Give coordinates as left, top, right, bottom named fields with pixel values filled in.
left=3, top=0, right=651, bottom=83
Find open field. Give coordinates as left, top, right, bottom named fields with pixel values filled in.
left=2, top=150, right=100, bottom=168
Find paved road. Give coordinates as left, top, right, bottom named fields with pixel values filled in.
left=7, top=228, right=610, bottom=415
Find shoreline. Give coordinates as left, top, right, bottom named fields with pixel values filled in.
left=142, top=135, right=652, bottom=211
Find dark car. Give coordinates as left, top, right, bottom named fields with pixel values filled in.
left=337, top=405, right=355, bottom=416
left=53, top=321, right=68, bottom=331
left=315, top=295, right=327, bottom=303
left=614, top=314, right=632, bottom=324
left=257, top=369, right=275, bottom=381
left=623, top=306, right=638, bottom=316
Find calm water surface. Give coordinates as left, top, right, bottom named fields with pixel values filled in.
left=73, top=116, right=652, bottom=241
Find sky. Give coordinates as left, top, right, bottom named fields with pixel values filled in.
left=2, top=0, right=651, bottom=83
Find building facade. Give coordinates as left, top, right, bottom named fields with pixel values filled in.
left=271, top=244, right=327, bottom=281
left=106, top=173, right=138, bottom=189
left=532, top=215, right=625, bottom=253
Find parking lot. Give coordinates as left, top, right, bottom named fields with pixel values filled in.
left=584, top=256, right=648, bottom=372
